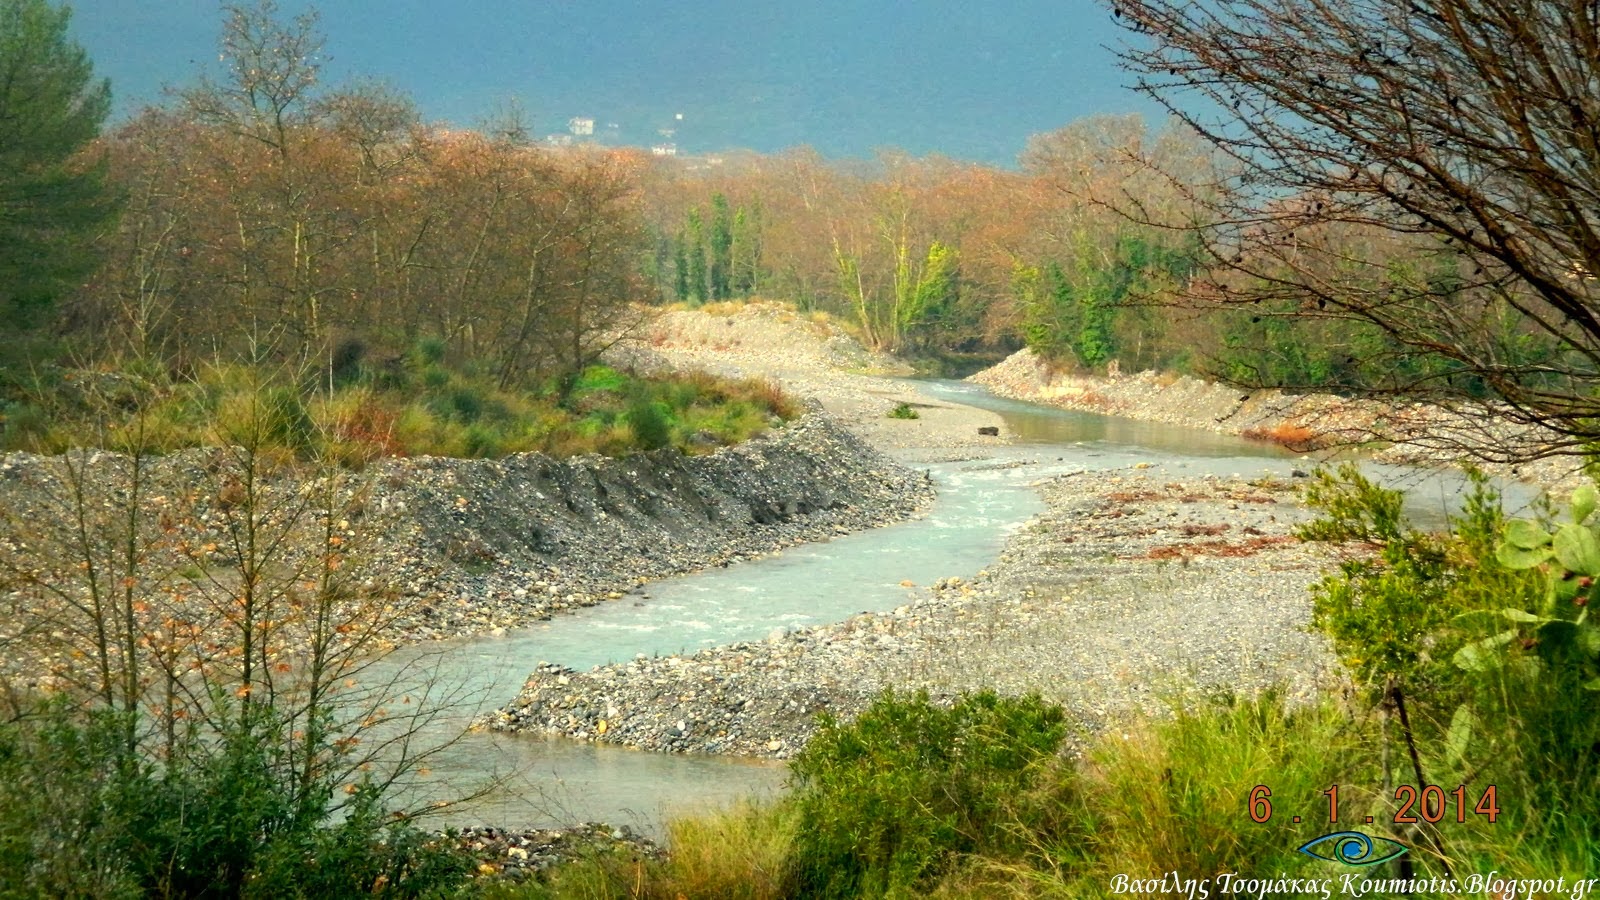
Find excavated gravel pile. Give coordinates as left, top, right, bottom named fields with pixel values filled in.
left=0, top=410, right=934, bottom=662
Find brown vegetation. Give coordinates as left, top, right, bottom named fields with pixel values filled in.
left=1144, top=535, right=1299, bottom=560
left=1240, top=423, right=1326, bottom=451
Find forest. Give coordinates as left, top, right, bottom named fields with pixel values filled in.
left=6, top=0, right=1518, bottom=465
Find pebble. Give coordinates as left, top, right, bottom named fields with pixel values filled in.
left=447, top=824, right=662, bottom=882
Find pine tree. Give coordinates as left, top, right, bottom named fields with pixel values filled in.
left=0, top=0, right=116, bottom=343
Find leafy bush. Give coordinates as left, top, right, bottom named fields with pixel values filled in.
left=1296, top=464, right=1599, bottom=874
left=1295, top=463, right=1526, bottom=692
left=626, top=399, right=675, bottom=451
left=786, top=690, right=1068, bottom=898
left=887, top=402, right=920, bottom=420
left=0, top=706, right=472, bottom=899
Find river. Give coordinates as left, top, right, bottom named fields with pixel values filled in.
left=372, top=380, right=1538, bottom=837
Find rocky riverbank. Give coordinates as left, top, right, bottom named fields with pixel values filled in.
left=971, top=348, right=1585, bottom=491
left=451, top=823, right=662, bottom=882
left=482, top=464, right=1343, bottom=758
left=0, top=409, right=934, bottom=669
left=360, top=409, right=934, bottom=640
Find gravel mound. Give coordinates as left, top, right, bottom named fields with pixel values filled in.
left=612, top=303, right=1011, bottom=459
left=483, top=466, right=1343, bottom=758
left=0, top=410, right=934, bottom=657
left=363, top=410, right=933, bottom=639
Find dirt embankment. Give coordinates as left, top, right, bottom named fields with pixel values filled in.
left=971, top=348, right=1584, bottom=491
left=612, top=301, right=1012, bottom=460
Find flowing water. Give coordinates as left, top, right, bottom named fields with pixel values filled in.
left=376, top=381, right=1540, bottom=837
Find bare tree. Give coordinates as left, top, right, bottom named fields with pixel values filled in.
left=0, top=369, right=484, bottom=824
left=1112, top=0, right=1600, bottom=457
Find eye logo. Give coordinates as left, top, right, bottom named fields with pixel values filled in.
left=1296, top=831, right=1409, bottom=867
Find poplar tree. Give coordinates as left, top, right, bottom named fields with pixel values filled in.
left=709, top=192, right=733, bottom=301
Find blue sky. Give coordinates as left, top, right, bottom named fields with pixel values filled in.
left=66, top=1, right=1165, bottom=165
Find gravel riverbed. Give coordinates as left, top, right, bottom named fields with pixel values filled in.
left=483, top=464, right=1344, bottom=758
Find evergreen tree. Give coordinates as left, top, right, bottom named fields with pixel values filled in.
left=685, top=208, right=708, bottom=305
left=0, top=0, right=115, bottom=343
left=731, top=202, right=763, bottom=297
left=708, top=193, right=733, bottom=301
left=673, top=233, right=691, bottom=304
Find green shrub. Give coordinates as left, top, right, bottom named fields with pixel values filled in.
left=1294, top=462, right=1406, bottom=544
left=627, top=399, right=674, bottom=451
left=1296, top=464, right=1599, bottom=878
left=887, top=402, right=920, bottom=420
left=0, top=707, right=143, bottom=898
left=330, top=338, right=367, bottom=387
left=412, top=336, right=447, bottom=367
left=787, top=690, right=1069, bottom=899
left=572, top=365, right=627, bottom=396
left=461, top=423, right=505, bottom=458
left=446, top=385, right=486, bottom=423
left=421, top=365, right=451, bottom=390
left=0, top=401, right=54, bottom=452
left=0, top=705, right=473, bottom=900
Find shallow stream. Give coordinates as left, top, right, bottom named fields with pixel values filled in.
left=377, top=381, right=1538, bottom=837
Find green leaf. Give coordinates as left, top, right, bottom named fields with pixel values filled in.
left=1576, top=624, right=1600, bottom=656
left=1453, top=630, right=1517, bottom=671
left=1501, top=608, right=1546, bottom=624
left=1504, top=518, right=1552, bottom=549
left=1510, top=656, right=1544, bottom=680
left=1553, top=524, right=1600, bottom=576
left=1585, top=677, right=1600, bottom=691
left=1445, top=704, right=1477, bottom=767
left=1496, top=541, right=1551, bottom=570
left=1552, top=575, right=1583, bottom=604
left=1574, top=484, right=1599, bottom=524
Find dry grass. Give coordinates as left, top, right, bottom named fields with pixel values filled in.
left=1143, top=535, right=1299, bottom=559
left=1240, top=421, right=1327, bottom=450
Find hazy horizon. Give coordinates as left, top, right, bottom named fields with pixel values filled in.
left=66, top=1, right=1169, bottom=165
